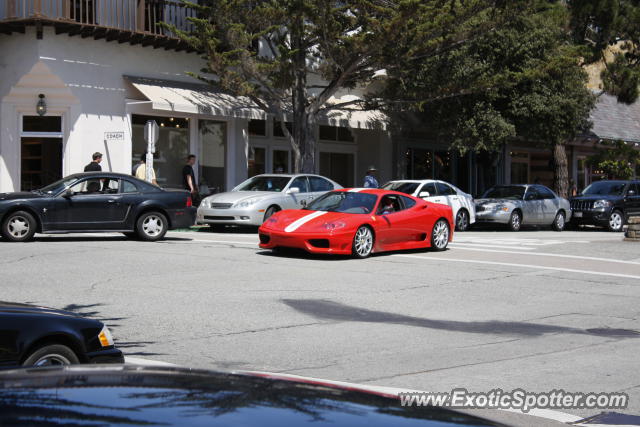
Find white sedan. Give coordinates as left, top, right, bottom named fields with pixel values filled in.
left=381, top=180, right=476, bottom=231
left=197, top=174, right=342, bottom=228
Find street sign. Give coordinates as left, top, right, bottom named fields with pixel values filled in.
left=104, top=131, right=125, bottom=141
left=144, top=120, right=159, bottom=183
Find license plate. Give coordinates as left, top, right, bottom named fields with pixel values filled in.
left=574, top=212, right=583, bottom=218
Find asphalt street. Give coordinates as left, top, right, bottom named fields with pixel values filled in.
left=1, top=227, right=639, bottom=423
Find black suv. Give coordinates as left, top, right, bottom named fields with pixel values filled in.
left=570, top=180, right=640, bottom=231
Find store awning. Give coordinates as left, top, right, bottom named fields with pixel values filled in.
left=124, top=75, right=387, bottom=130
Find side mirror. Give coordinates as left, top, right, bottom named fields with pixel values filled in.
left=62, top=188, right=74, bottom=198
left=287, top=187, right=300, bottom=194
left=419, top=191, right=430, bottom=198
left=628, top=190, right=636, bottom=197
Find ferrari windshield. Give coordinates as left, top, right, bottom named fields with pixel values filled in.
left=234, top=176, right=291, bottom=192
left=39, top=177, right=79, bottom=195
left=582, top=181, right=626, bottom=196
left=482, top=186, right=525, bottom=200
left=381, top=182, right=420, bottom=195
left=307, top=191, right=378, bottom=214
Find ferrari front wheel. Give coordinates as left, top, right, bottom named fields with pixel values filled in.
left=430, top=219, right=450, bottom=251
left=352, top=226, right=374, bottom=258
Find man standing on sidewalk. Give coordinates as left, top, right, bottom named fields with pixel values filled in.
left=182, top=154, right=199, bottom=204
left=84, top=152, right=103, bottom=172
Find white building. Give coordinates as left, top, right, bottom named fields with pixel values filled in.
left=0, top=0, right=392, bottom=193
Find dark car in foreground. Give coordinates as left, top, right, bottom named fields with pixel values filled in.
left=0, top=172, right=196, bottom=242
left=0, top=302, right=123, bottom=368
left=570, top=180, right=640, bottom=231
left=0, top=365, right=496, bottom=426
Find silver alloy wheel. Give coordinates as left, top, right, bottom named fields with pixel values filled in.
left=432, top=220, right=449, bottom=249
left=354, top=226, right=373, bottom=257
left=33, top=354, right=72, bottom=367
left=7, top=215, right=30, bottom=238
left=456, top=210, right=468, bottom=231
left=511, top=212, right=521, bottom=230
left=609, top=211, right=623, bottom=231
left=142, top=215, right=163, bottom=237
left=555, top=212, right=565, bottom=229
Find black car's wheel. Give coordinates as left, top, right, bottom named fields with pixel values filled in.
left=608, top=210, right=624, bottom=232
left=508, top=210, right=522, bottom=232
left=431, top=219, right=450, bottom=251
left=352, top=226, right=374, bottom=258
left=455, top=209, right=470, bottom=231
left=22, top=344, right=79, bottom=367
left=551, top=211, right=566, bottom=232
left=136, top=212, right=168, bottom=241
left=263, top=206, right=280, bottom=223
left=1, top=210, right=37, bottom=242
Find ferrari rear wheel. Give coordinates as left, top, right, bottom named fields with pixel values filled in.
left=352, top=226, right=374, bottom=258
left=430, top=219, right=450, bottom=251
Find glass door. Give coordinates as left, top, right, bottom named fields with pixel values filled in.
left=199, top=120, right=226, bottom=196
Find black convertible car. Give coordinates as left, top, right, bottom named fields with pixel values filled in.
left=0, top=172, right=196, bottom=242
left=0, top=301, right=123, bottom=368
left=0, top=365, right=496, bottom=426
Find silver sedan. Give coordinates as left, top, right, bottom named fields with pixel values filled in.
left=197, top=174, right=342, bottom=227
left=475, top=184, right=571, bottom=231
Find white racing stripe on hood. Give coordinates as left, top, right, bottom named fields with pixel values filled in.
left=284, top=211, right=328, bottom=233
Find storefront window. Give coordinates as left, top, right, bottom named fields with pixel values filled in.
left=510, top=151, right=529, bottom=184
left=132, top=115, right=189, bottom=188
left=199, top=120, right=226, bottom=195
left=273, top=150, right=290, bottom=173
left=434, top=150, right=452, bottom=182
left=248, top=146, right=266, bottom=177
left=320, top=152, right=354, bottom=187
left=405, top=148, right=433, bottom=180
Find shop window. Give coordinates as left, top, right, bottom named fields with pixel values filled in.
left=319, top=125, right=354, bottom=142
left=132, top=114, right=190, bottom=188
left=200, top=120, right=226, bottom=195
left=319, top=152, right=354, bottom=187
left=23, top=116, right=62, bottom=133
left=273, top=119, right=293, bottom=137
left=273, top=150, right=290, bottom=173
left=248, top=119, right=266, bottom=137
left=434, top=150, right=452, bottom=182
left=405, top=148, right=433, bottom=180
left=510, top=151, right=529, bottom=184
left=248, top=146, right=266, bottom=177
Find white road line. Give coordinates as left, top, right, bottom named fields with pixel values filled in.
left=189, top=239, right=257, bottom=245
left=450, top=245, right=640, bottom=265
left=125, top=357, right=177, bottom=367
left=393, top=254, right=640, bottom=281
left=450, top=243, right=536, bottom=251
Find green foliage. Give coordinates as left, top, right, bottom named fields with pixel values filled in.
left=587, top=139, right=640, bottom=179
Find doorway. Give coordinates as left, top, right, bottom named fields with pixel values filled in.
left=20, top=137, right=63, bottom=191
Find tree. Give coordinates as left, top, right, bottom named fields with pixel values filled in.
left=382, top=2, right=596, bottom=197
left=169, top=0, right=524, bottom=173
left=587, top=139, right=640, bottom=179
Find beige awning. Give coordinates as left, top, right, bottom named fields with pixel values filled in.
left=125, top=75, right=387, bottom=130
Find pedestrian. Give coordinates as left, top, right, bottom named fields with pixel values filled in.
left=182, top=154, right=198, bottom=203
left=132, top=154, right=144, bottom=176
left=84, top=152, right=103, bottom=172
left=363, top=165, right=379, bottom=188
left=135, top=152, right=158, bottom=185
left=569, top=178, right=578, bottom=197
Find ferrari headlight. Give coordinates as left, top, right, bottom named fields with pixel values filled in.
left=235, top=198, right=259, bottom=208
left=593, top=200, right=612, bottom=209
left=98, top=326, right=114, bottom=347
left=322, top=221, right=347, bottom=230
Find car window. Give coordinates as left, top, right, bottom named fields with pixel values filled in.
left=436, top=182, right=456, bottom=196
left=536, top=186, right=556, bottom=199
left=524, top=187, right=540, bottom=201
left=121, top=180, right=139, bottom=193
left=68, top=178, right=115, bottom=195
left=627, top=183, right=639, bottom=195
left=400, top=196, right=417, bottom=209
left=381, top=182, right=420, bottom=195
left=582, top=181, right=627, bottom=196
left=234, top=176, right=290, bottom=192
left=376, top=194, right=404, bottom=215
left=482, top=186, right=525, bottom=200
left=289, top=177, right=310, bottom=193
left=309, top=176, right=333, bottom=192
left=420, top=183, right=438, bottom=197
left=307, top=191, right=377, bottom=214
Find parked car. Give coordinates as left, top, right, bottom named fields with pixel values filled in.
left=259, top=188, right=454, bottom=258
left=475, top=184, right=571, bottom=231
left=197, top=174, right=342, bottom=228
left=0, top=365, right=496, bottom=426
left=382, top=179, right=476, bottom=231
left=0, top=172, right=196, bottom=242
left=570, top=180, right=640, bottom=231
left=0, top=301, right=123, bottom=368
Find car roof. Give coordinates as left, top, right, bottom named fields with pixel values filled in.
left=334, top=188, right=416, bottom=197
left=66, top=172, right=142, bottom=180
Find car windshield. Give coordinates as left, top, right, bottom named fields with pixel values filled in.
left=582, top=181, right=626, bottom=196
left=38, top=177, right=78, bottom=195
left=381, top=182, right=420, bottom=195
left=482, top=186, right=525, bottom=200
left=234, top=176, right=291, bottom=192
left=307, top=191, right=378, bottom=214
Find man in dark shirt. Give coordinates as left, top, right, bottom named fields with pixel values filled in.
left=182, top=154, right=198, bottom=202
left=84, top=152, right=103, bottom=172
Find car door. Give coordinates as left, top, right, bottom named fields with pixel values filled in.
left=285, top=176, right=311, bottom=208
left=47, top=177, right=125, bottom=230
left=417, top=182, right=439, bottom=202
left=536, top=185, right=559, bottom=223
left=375, top=194, right=414, bottom=245
left=435, top=181, right=460, bottom=217
left=626, top=182, right=640, bottom=216
left=522, top=186, right=543, bottom=224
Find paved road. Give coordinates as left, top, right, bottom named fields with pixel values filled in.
left=1, top=228, right=639, bottom=422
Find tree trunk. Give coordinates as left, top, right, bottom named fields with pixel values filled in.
left=553, top=141, right=569, bottom=198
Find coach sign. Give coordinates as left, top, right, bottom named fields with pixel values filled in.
left=104, top=131, right=125, bottom=141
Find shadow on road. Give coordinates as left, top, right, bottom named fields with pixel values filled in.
left=282, top=299, right=640, bottom=339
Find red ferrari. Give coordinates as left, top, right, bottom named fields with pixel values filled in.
left=258, top=188, right=454, bottom=258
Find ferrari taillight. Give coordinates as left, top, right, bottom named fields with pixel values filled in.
left=186, top=196, right=193, bottom=207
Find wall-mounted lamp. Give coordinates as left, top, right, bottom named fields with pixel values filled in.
left=36, top=94, right=47, bottom=116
